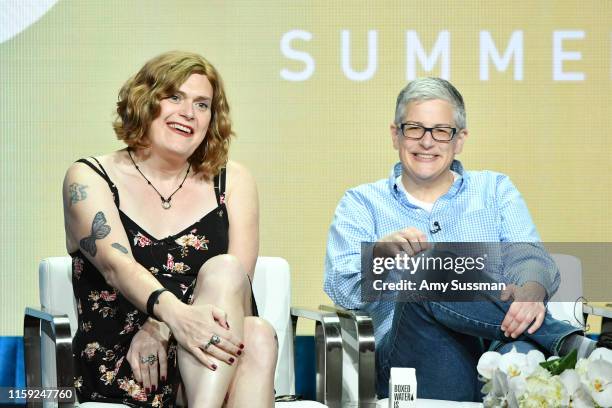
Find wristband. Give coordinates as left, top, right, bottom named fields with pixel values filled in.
left=147, top=288, right=169, bottom=320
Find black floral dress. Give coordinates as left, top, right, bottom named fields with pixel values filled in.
left=70, top=158, right=255, bottom=407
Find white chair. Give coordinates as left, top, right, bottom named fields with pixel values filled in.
left=325, top=253, right=587, bottom=408
left=24, top=256, right=341, bottom=408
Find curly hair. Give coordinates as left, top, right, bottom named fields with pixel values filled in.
left=113, top=51, right=233, bottom=179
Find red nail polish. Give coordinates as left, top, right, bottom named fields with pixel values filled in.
left=229, top=357, right=235, bottom=364
left=161, top=376, right=166, bottom=382
left=212, top=364, right=217, bottom=370
left=151, top=385, right=156, bottom=392
left=237, top=350, right=242, bottom=356
left=239, top=343, right=245, bottom=349
left=145, top=387, right=150, bottom=394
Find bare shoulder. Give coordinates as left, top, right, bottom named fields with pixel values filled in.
left=62, top=153, right=121, bottom=202
left=64, top=158, right=101, bottom=185
left=64, top=152, right=124, bottom=179
left=225, top=160, right=256, bottom=192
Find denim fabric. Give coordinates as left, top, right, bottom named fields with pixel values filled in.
left=375, top=300, right=581, bottom=401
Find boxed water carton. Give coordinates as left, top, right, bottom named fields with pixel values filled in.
left=389, top=367, right=417, bottom=408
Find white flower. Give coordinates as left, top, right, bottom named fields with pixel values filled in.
left=583, top=358, right=612, bottom=407
left=558, top=369, right=596, bottom=407
left=559, top=369, right=581, bottom=396
left=492, top=367, right=510, bottom=396
left=518, top=371, right=567, bottom=408
left=478, top=351, right=502, bottom=380
left=588, top=347, right=612, bottom=364
left=525, top=350, right=546, bottom=370
left=477, top=347, right=611, bottom=408
left=499, top=347, right=543, bottom=379
left=576, top=357, right=590, bottom=377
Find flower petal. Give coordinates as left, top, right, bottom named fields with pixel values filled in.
left=478, top=351, right=502, bottom=380
left=589, top=347, right=612, bottom=364
left=559, top=369, right=581, bottom=395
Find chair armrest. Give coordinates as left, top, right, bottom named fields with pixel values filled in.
left=320, top=305, right=378, bottom=408
left=290, top=307, right=342, bottom=408
left=583, top=303, right=612, bottom=319
left=23, top=307, right=76, bottom=407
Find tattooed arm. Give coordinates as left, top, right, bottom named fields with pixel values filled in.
left=64, top=161, right=178, bottom=389
left=62, top=161, right=182, bottom=313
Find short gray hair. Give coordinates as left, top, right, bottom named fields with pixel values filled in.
left=394, top=77, right=466, bottom=129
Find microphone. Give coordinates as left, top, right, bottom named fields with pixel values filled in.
left=430, top=221, right=441, bottom=234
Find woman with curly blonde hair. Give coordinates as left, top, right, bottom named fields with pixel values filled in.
left=63, top=50, right=276, bottom=407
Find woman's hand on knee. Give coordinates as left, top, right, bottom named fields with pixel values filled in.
left=126, top=319, right=169, bottom=395
left=166, top=303, right=243, bottom=370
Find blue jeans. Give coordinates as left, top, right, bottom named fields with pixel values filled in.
left=375, top=300, right=581, bottom=401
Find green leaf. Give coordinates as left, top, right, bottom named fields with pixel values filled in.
left=539, top=349, right=577, bottom=375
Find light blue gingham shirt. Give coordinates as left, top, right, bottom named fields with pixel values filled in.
left=324, top=160, right=560, bottom=344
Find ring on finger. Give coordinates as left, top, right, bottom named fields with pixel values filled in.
left=140, top=354, right=157, bottom=365
left=203, top=334, right=221, bottom=351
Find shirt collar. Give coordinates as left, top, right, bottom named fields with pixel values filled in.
left=389, top=159, right=466, bottom=199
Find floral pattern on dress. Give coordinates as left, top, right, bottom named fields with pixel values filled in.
left=151, top=394, right=163, bottom=407
left=88, top=290, right=117, bottom=318
left=117, top=377, right=147, bottom=402
left=119, top=310, right=139, bottom=335
left=98, top=356, right=124, bottom=386
left=100, top=367, right=116, bottom=385
left=73, top=256, right=84, bottom=280
left=133, top=232, right=153, bottom=248
left=82, top=342, right=100, bottom=360
left=74, top=376, right=83, bottom=390
left=175, top=229, right=209, bottom=257
left=163, top=254, right=191, bottom=274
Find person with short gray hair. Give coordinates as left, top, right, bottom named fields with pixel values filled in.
left=324, top=78, right=599, bottom=401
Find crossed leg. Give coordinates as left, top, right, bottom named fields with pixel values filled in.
left=225, top=317, right=277, bottom=408
left=176, top=254, right=276, bottom=407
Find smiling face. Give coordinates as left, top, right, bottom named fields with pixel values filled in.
left=147, top=73, right=213, bottom=160
left=391, top=98, right=468, bottom=187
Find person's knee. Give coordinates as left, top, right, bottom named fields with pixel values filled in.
left=243, top=317, right=278, bottom=371
left=495, top=340, right=540, bottom=355
left=196, top=254, right=250, bottom=295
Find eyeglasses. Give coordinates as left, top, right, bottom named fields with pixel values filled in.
left=398, top=123, right=457, bottom=142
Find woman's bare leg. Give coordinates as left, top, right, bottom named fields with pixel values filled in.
left=177, top=254, right=251, bottom=407
left=225, top=317, right=278, bottom=408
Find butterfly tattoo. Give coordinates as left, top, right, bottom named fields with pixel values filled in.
left=80, top=211, right=111, bottom=257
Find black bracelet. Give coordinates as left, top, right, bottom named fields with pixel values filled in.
left=146, top=288, right=169, bottom=320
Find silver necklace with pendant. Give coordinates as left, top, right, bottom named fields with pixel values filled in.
left=128, top=149, right=190, bottom=210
